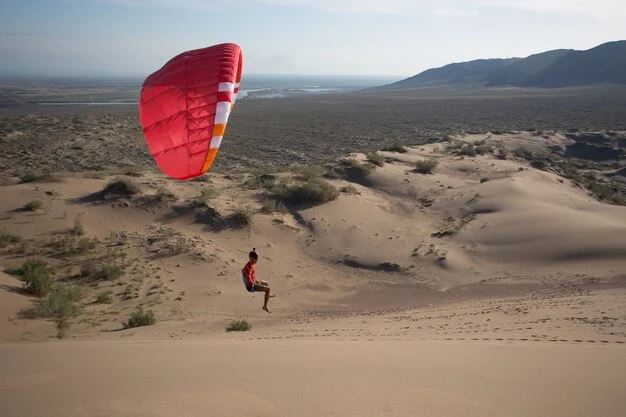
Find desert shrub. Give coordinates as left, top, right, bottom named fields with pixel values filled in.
left=458, top=146, right=478, bottom=157
left=340, top=159, right=376, bottom=176
left=23, top=200, right=43, bottom=211
left=226, top=320, right=251, bottom=332
left=261, top=199, right=287, bottom=213
left=17, top=170, right=58, bottom=183
left=366, top=152, right=385, bottom=167
left=414, top=159, right=439, bottom=174
left=199, top=188, right=218, bottom=204
left=102, top=177, right=142, bottom=196
left=55, top=317, right=71, bottom=339
left=124, top=309, right=156, bottom=329
left=0, top=229, right=22, bottom=247
left=19, top=258, right=55, bottom=297
left=531, top=160, right=547, bottom=170
left=340, top=185, right=360, bottom=195
left=122, top=166, right=144, bottom=177
left=446, top=141, right=490, bottom=157
left=514, top=148, right=535, bottom=160
left=167, top=236, right=191, bottom=254
left=431, top=214, right=477, bottom=238
left=95, top=291, right=113, bottom=304
left=152, top=187, right=178, bottom=205
left=419, top=197, right=434, bottom=207
left=20, top=285, right=83, bottom=319
left=81, top=261, right=124, bottom=280
left=295, top=165, right=325, bottom=181
left=97, top=263, right=124, bottom=280
left=51, top=233, right=98, bottom=255
left=587, top=180, right=625, bottom=205
left=226, top=206, right=254, bottom=228
left=381, top=144, right=408, bottom=153
left=70, top=214, right=85, bottom=236
left=4, top=266, right=24, bottom=275
left=276, top=178, right=339, bottom=206
left=247, top=174, right=276, bottom=190
left=75, top=236, right=99, bottom=253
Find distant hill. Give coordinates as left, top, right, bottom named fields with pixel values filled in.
left=390, top=58, right=521, bottom=87
left=484, top=49, right=574, bottom=87
left=386, top=40, right=626, bottom=89
left=524, top=41, right=626, bottom=87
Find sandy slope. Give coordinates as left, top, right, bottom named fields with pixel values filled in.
left=1, top=338, right=624, bottom=417
left=1, top=132, right=625, bottom=339
left=1, top=131, right=625, bottom=415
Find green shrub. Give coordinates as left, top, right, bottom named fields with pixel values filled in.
left=199, top=188, right=217, bottom=204
left=340, top=159, right=376, bottom=177
left=261, top=199, right=287, bottom=213
left=247, top=174, right=276, bottom=190
left=381, top=144, right=408, bottom=153
left=20, top=285, right=83, bottom=319
left=0, top=229, right=22, bottom=247
left=124, top=309, right=156, bottom=329
left=20, top=259, right=55, bottom=297
left=55, top=317, right=71, bottom=339
left=95, top=291, right=113, bottom=304
left=18, top=170, right=58, bottom=183
left=82, top=262, right=124, bottom=280
left=152, top=187, right=178, bottom=205
left=226, top=320, right=251, bottom=332
left=226, top=206, right=254, bottom=228
left=366, top=152, right=385, bottom=167
left=102, top=177, right=142, bottom=196
left=459, top=146, right=478, bottom=157
left=23, top=200, right=43, bottom=211
left=276, top=178, right=339, bottom=206
left=295, top=165, right=326, bottom=181
left=414, top=159, right=439, bottom=174
left=340, top=185, right=360, bottom=195
left=70, top=214, right=85, bottom=236
left=4, top=266, right=25, bottom=275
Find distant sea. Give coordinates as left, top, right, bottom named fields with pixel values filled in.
left=0, top=74, right=403, bottom=107
left=235, top=74, right=402, bottom=100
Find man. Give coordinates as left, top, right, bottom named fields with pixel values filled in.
left=241, top=248, right=274, bottom=313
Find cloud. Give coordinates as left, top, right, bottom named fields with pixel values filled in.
left=483, top=0, right=626, bottom=19
left=86, top=0, right=626, bottom=19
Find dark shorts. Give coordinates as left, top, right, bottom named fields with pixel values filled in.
left=242, top=273, right=258, bottom=292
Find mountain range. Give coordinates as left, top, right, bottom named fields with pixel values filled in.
left=387, top=40, right=626, bottom=89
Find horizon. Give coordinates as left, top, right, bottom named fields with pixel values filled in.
left=2, top=1, right=626, bottom=78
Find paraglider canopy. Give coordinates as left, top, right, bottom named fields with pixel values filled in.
left=138, top=43, right=243, bottom=180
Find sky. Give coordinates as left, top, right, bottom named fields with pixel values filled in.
left=0, top=0, right=625, bottom=77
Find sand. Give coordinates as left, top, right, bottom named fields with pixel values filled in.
left=2, top=339, right=625, bottom=417
left=1, top=129, right=625, bottom=416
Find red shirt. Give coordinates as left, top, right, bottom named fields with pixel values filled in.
left=242, top=261, right=256, bottom=288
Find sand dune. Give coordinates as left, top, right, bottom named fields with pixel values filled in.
left=1, top=130, right=625, bottom=416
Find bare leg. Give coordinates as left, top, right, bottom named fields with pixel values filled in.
left=255, top=283, right=273, bottom=313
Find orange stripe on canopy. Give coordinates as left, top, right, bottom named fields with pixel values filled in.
left=201, top=148, right=220, bottom=173
left=213, top=124, right=226, bottom=137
